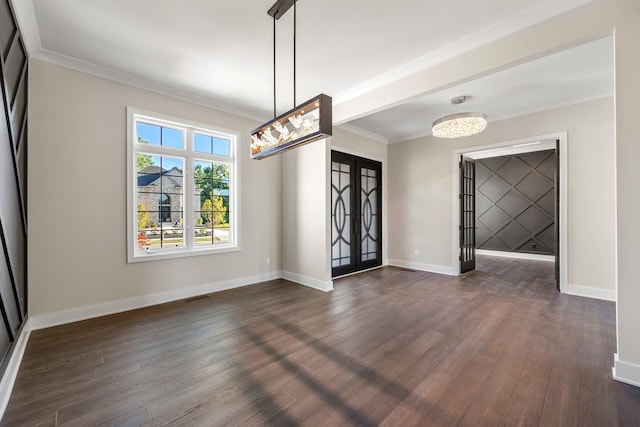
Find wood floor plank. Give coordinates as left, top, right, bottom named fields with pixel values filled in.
left=457, top=356, right=523, bottom=427
left=2, top=256, right=638, bottom=426
left=420, top=352, right=497, bottom=426
left=579, top=389, right=621, bottom=427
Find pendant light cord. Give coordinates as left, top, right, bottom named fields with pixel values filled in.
left=272, top=0, right=298, bottom=117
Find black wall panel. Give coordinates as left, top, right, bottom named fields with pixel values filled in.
left=5, top=37, right=25, bottom=104
left=0, top=0, right=28, bottom=373
left=0, top=110, right=25, bottom=308
left=0, top=321, right=10, bottom=369
left=475, top=150, right=556, bottom=255
left=0, top=0, right=15, bottom=58
left=0, top=236, right=20, bottom=336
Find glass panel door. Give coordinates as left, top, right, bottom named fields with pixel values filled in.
left=331, top=159, right=353, bottom=270
left=460, top=155, right=476, bottom=273
left=331, top=151, right=382, bottom=277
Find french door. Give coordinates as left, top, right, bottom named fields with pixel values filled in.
left=460, top=155, right=476, bottom=274
left=331, top=151, right=382, bottom=277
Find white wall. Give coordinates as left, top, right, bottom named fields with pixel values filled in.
left=28, top=60, right=282, bottom=321
left=281, top=139, right=332, bottom=291
left=387, top=125, right=458, bottom=275
left=388, top=97, right=615, bottom=294
left=613, top=0, right=640, bottom=385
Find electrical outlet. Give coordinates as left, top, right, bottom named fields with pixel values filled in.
left=266, top=257, right=271, bottom=265
left=414, top=249, right=419, bottom=256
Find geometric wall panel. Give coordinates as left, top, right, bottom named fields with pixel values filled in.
left=536, top=190, right=555, bottom=216
left=479, top=156, right=508, bottom=172
left=0, top=0, right=15, bottom=56
left=516, top=171, right=552, bottom=201
left=496, top=190, right=529, bottom=218
left=476, top=222, right=492, bottom=247
left=520, top=150, right=551, bottom=168
left=516, top=205, right=552, bottom=233
left=475, top=161, right=491, bottom=184
left=475, top=191, right=492, bottom=218
left=478, top=205, right=510, bottom=232
left=495, top=156, right=530, bottom=183
left=478, top=174, right=511, bottom=201
left=0, top=0, right=28, bottom=374
left=495, top=221, right=530, bottom=249
left=536, top=224, right=556, bottom=252
left=476, top=150, right=556, bottom=255
left=535, top=154, right=556, bottom=180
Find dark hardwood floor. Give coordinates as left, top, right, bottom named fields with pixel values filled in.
left=3, top=256, right=639, bottom=426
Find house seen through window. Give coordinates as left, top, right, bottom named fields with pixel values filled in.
left=128, top=109, right=238, bottom=262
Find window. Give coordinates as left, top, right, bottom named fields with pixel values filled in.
left=127, top=108, right=239, bottom=262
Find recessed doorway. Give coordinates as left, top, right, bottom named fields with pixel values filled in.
left=453, top=133, right=567, bottom=292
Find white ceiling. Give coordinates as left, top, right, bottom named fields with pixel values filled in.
left=347, top=36, right=614, bottom=142
left=15, top=0, right=607, bottom=141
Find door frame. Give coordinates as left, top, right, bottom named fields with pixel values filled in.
left=450, top=131, right=568, bottom=293
left=331, top=150, right=383, bottom=277
left=330, top=146, right=387, bottom=276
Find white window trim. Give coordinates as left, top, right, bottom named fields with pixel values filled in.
left=127, top=107, right=241, bottom=263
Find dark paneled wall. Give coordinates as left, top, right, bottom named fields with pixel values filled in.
left=0, top=0, right=28, bottom=372
left=475, top=150, right=555, bottom=255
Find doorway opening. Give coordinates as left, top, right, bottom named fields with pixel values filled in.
left=453, top=133, right=567, bottom=292
left=331, top=151, right=382, bottom=278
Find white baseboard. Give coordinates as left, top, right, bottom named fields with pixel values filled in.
left=613, top=353, right=640, bottom=387
left=388, top=259, right=454, bottom=276
left=0, top=319, right=31, bottom=422
left=30, top=271, right=282, bottom=330
left=565, top=284, right=616, bottom=302
left=281, top=271, right=333, bottom=292
left=476, top=249, right=555, bottom=262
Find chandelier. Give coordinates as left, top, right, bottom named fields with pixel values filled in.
left=251, top=0, right=332, bottom=159
left=432, top=96, right=487, bottom=139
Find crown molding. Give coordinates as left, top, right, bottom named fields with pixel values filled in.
left=337, top=124, right=389, bottom=144
left=33, top=49, right=269, bottom=122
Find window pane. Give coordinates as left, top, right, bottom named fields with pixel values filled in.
left=136, top=122, right=184, bottom=149
left=214, top=223, right=231, bottom=244
left=194, top=208, right=213, bottom=246
left=137, top=122, right=161, bottom=146
left=137, top=155, right=184, bottom=249
left=162, top=127, right=183, bottom=149
left=194, top=133, right=212, bottom=154
left=160, top=219, right=184, bottom=247
left=212, top=137, right=230, bottom=156
left=194, top=134, right=230, bottom=156
left=194, top=160, right=231, bottom=246
left=136, top=208, right=152, bottom=249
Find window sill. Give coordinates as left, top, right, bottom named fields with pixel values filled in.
left=127, top=244, right=240, bottom=263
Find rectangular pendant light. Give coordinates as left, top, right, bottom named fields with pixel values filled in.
left=251, top=94, right=332, bottom=160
